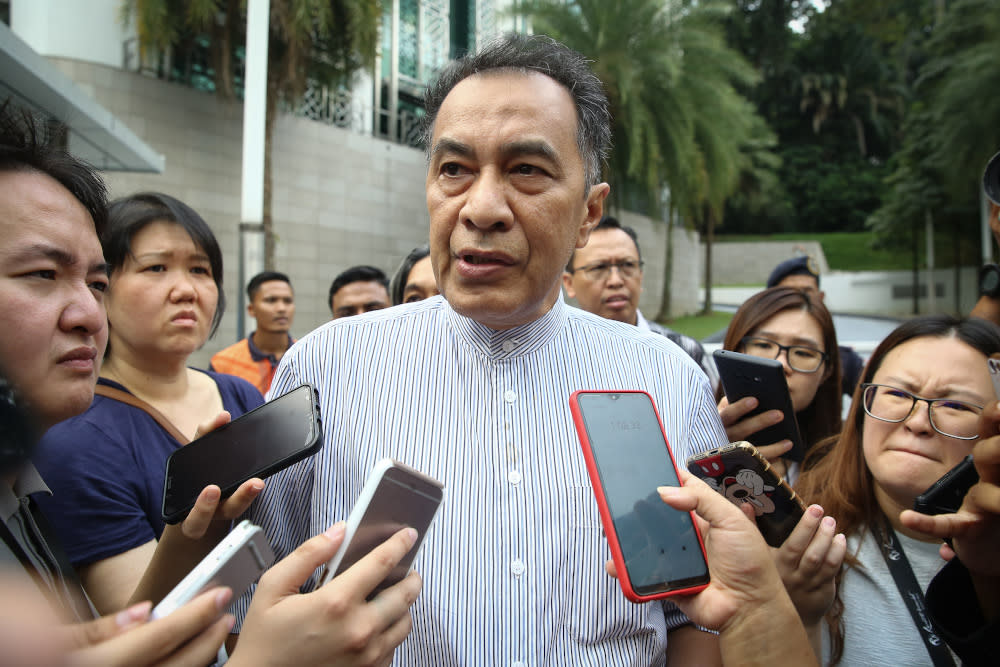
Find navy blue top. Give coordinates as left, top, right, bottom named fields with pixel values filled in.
left=32, top=371, right=263, bottom=567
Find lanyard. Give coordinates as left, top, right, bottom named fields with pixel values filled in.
left=871, top=519, right=955, bottom=667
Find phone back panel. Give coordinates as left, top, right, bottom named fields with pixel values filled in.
left=687, top=442, right=805, bottom=547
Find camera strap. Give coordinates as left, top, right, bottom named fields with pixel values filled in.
left=94, top=384, right=190, bottom=444
left=871, top=519, right=955, bottom=667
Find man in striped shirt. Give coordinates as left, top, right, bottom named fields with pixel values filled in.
left=237, top=34, right=728, bottom=665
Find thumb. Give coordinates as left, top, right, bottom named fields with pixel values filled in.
left=254, top=523, right=346, bottom=602
left=658, top=468, right=747, bottom=528
left=58, top=602, right=152, bottom=651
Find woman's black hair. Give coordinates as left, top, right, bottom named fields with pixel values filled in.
left=389, top=244, right=431, bottom=306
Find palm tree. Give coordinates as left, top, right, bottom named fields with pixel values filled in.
left=122, top=0, right=380, bottom=268
left=515, top=0, right=776, bottom=317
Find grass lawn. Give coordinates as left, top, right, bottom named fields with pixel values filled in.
left=715, top=231, right=914, bottom=272
left=661, top=310, right=734, bottom=341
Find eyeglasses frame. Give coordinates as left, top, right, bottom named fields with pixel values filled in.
left=739, top=336, right=828, bottom=374
left=860, top=382, right=983, bottom=441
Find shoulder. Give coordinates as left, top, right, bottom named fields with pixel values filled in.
left=199, top=369, right=265, bottom=409
left=211, top=338, right=250, bottom=359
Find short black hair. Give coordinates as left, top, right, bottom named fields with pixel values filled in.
left=766, top=255, right=820, bottom=289
left=247, top=271, right=292, bottom=301
left=328, top=265, right=389, bottom=313
left=389, top=245, right=431, bottom=306
left=422, top=33, right=611, bottom=190
left=566, top=215, right=641, bottom=271
left=105, top=193, right=226, bottom=337
left=0, top=101, right=108, bottom=236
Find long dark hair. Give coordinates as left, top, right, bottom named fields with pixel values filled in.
left=104, top=193, right=226, bottom=337
left=721, top=286, right=842, bottom=453
left=796, top=314, right=1000, bottom=664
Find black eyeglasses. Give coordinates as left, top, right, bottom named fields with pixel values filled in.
left=569, top=259, right=643, bottom=281
left=861, top=383, right=983, bottom=440
left=739, top=336, right=827, bottom=373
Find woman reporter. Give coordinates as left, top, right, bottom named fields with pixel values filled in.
left=718, top=286, right=842, bottom=481
left=34, top=193, right=264, bottom=613
left=796, top=315, right=1000, bottom=665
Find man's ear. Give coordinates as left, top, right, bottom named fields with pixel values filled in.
left=246, top=302, right=255, bottom=318
left=562, top=271, right=577, bottom=299
left=576, top=182, right=610, bottom=249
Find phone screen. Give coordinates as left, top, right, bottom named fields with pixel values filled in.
left=162, top=384, right=321, bottom=523
left=575, top=392, right=708, bottom=596
left=332, top=465, right=443, bottom=599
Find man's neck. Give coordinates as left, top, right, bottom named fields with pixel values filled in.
left=251, top=329, right=290, bottom=358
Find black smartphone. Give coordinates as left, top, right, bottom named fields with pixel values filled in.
left=913, top=455, right=979, bottom=516
left=713, top=349, right=806, bottom=462
left=569, top=390, right=709, bottom=602
left=321, top=459, right=444, bottom=600
left=687, top=441, right=806, bottom=547
left=162, top=384, right=322, bottom=524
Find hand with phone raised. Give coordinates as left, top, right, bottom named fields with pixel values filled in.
left=230, top=522, right=422, bottom=666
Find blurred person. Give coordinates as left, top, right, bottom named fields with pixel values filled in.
left=389, top=244, right=439, bottom=305
left=211, top=271, right=296, bottom=394
left=795, top=315, right=1000, bottom=665
left=766, top=255, right=864, bottom=397
left=718, top=287, right=842, bottom=481
left=34, top=193, right=264, bottom=614
left=235, top=34, right=728, bottom=664
left=328, top=265, right=390, bottom=318
left=563, top=215, right=718, bottom=389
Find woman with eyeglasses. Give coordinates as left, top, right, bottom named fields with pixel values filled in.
left=794, top=315, right=1000, bottom=665
left=718, top=286, right=843, bottom=481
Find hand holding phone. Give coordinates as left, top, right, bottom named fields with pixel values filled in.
left=162, top=384, right=322, bottom=524
left=687, top=441, right=805, bottom=547
left=570, top=390, right=709, bottom=602
left=321, top=459, right=444, bottom=599
left=913, top=455, right=979, bottom=516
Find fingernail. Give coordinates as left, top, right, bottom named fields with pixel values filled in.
left=746, top=397, right=758, bottom=408
left=252, top=480, right=264, bottom=491
left=324, top=522, right=346, bottom=541
left=771, top=412, right=785, bottom=424
left=808, top=504, right=823, bottom=518
left=116, top=601, right=151, bottom=628
left=215, top=587, right=233, bottom=611
left=405, top=527, right=418, bottom=545
left=835, top=533, right=846, bottom=544
left=657, top=485, right=679, bottom=497
left=822, top=516, right=836, bottom=529
left=223, top=614, right=236, bottom=632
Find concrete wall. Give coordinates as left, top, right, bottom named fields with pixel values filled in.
left=49, top=58, right=704, bottom=368
left=12, top=0, right=131, bottom=69
left=708, top=240, right=829, bottom=286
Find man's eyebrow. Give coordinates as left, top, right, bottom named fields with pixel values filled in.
left=431, top=138, right=474, bottom=160
left=500, top=140, right=559, bottom=164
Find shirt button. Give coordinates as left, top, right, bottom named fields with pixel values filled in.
left=508, top=470, right=522, bottom=485
left=511, top=558, right=526, bottom=576
left=504, top=389, right=517, bottom=403
left=502, top=339, right=516, bottom=353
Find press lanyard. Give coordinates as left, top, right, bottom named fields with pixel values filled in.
left=871, top=519, right=955, bottom=667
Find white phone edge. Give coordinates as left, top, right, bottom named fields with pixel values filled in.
left=319, top=458, right=398, bottom=586
left=989, top=357, right=1000, bottom=399
left=151, top=520, right=270, bottom=620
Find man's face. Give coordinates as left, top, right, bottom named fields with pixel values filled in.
left=249, top=280, right=295, bottom=334
left=426, top=71, right=609, bottom=330
left=778, top=273, right=823, bottom=301
left=330, top=280, right=390, bottom=319
left=562, top=227, right=643, bottom=325
left=0, top=171, right=108, bottom=430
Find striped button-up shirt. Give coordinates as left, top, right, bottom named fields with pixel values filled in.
left=235, top=294, right=727, bottom=665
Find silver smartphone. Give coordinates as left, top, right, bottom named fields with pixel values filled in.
left=151, top=520, right=275, bottom=619
left=320, top=458, right=444, bottom=599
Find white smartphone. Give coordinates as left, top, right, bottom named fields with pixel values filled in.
left=151, top=520, right=275, bottom=620
left=320, top=458, right=444, bottom=599
left=989, top=356, right=1000, bottom=398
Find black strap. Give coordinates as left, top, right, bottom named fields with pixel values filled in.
left=871, top=519, right=956, bottom=667
left=94, top=384, right=190, bottom=445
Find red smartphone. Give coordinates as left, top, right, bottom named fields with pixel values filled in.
left=569, top=390, right=710, bottom=602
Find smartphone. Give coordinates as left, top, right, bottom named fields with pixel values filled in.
left=687, top=441, right=805, bottom=547
left=320, top=459, right=444, bottom=599
left=162, top=384, right=322, bottom=524
left=569, top=390, right=709, bottom=602
left=713, top=349, right=806, bottom=462
left=151, top=520, right=274, bottom=620
left=989, top=356, right=1000, bottom=398
left=913, top=455, right=979, bottom=516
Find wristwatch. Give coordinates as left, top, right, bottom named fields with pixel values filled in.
left=979, top=264, right=1000, bottom=298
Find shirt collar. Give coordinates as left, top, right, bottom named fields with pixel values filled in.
left=634, top=309, right=652, bottom=333
left=0, top=463, right=50, bottom=522
left=444, top=293, right=568, bottom=359
left=247, top=331, right=294, bottom=363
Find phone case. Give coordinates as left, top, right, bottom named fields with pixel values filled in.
left=320, top=458, right=444, bottom=597
left=913, top=455, right=979, bottom=516
left=989, top=356, right=1000, bottom=399
left=162, top=384, right=323, bottom=524
left=713, top=349, right=806, bottom=462
left=569, top=390, right=710, bottom=603
left=151, top=520, right=274, bottom=619
left=687, top=441, right=805, bottom=547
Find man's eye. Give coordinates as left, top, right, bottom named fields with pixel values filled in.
left=514, top=164, right=545, bottom=176
left=191, top=266, right=212, bottom=276
left=30, top=269, right=57, bottom=280
left=144, top=264, right=167, bottom=273
left=89, top=280, right=109, bottom=293
left=441, top=163, right=466, bottom=176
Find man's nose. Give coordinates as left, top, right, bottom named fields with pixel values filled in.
left=461, top=170, right=514, bottom=231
